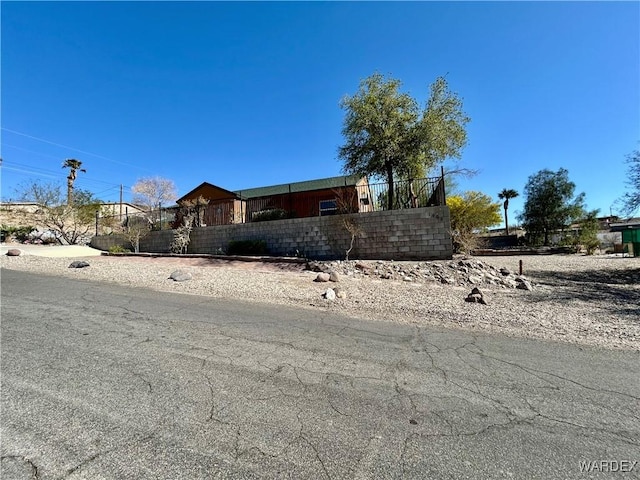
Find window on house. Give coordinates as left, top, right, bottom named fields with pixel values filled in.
left=319, top=199, right=338, bottom=216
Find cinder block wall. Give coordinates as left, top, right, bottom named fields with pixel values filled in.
left=91, top=205, right=452, bottom=260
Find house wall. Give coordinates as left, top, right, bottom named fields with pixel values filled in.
left=91, top=205, right=453, bottom=260
left=245, top=186, right=362, bottom=220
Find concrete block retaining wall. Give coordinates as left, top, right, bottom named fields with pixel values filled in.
left=91, top=205, right=453, bottom=260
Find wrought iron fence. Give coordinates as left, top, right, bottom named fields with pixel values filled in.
left=359, top=176, right=445, bottom=212
left=95, top=176, right=445, bottom=232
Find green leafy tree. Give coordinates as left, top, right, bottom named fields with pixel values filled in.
left=519, top=168, right=585, bottom=246
left=497, top=188, right=519, bottom=236
left=447, top=191, right=502, bottom=253
left=576, top=210, right=601, bottom=255
left=620, top=149, right=640, bottom=216
left=338, top=73, right=470, bottom=210
left=62, top=158, right=86, bottom=205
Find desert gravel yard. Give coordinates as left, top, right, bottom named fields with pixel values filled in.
left=1, top=251, right=638, bottom=350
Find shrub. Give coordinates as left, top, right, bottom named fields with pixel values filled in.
left=227, top=240, right=268, bottom=256
left=251, top=209, right=289, bottom=222
left=108, top=244, right=130, bottom=253
left=1, top=225, right=37, bottom=243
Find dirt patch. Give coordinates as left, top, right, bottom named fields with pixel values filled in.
left=98, top=255, right=309, bottom=273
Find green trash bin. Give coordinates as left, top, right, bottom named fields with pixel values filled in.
left=622, top=229, right=640, bottom=257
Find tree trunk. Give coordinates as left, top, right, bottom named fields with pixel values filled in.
left=67, top=178, right=74, bottom=205
left=386, top=164, right=395, bottom=211
left=409, top=179, right=418, bottom=208
left=543, top=222, right=549, bottom=246
left=504, top=205, right=509, bottom=236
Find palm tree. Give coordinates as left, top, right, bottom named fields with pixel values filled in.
left=62, top=158, right=86, bottom=205
left=498, top=188, right=519, bottom=236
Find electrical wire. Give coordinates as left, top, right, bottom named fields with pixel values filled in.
left=1, top=127, right=153, bottom=171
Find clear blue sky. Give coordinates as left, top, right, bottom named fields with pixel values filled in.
left=1, top=1, right=638, bottom=225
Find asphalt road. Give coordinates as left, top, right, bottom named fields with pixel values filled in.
left=1, top=269, right=639, bottom=479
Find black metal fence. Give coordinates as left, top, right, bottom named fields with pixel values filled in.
left=361, top=176, right=445, bottom=211
left=96, top=176, right=445, bottom=232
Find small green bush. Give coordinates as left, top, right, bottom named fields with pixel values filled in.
left=1, top=225, right=37, bottom=243
left=108, top=244, right=130, bottom=253
left=251, top=209, right=289, bottom=222
left=227, top=240, right=268, bottom=256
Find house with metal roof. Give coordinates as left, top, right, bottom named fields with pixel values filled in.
left=176, top=175, right=372, bottom=225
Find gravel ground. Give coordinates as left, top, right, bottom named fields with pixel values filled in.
left=2, top=252, right=639, bottom=350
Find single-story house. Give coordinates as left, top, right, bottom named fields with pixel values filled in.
left=176, top=175, right=373, bottom=226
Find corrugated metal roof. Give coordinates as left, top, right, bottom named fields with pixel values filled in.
left=234, top=175, right=362, bottom=199
left=610, top=219, right=640, bottom=231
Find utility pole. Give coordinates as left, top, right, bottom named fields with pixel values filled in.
left=119, top=184, right=123, bottom=220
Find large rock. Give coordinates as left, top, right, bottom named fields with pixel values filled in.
left=169, top=270, right=192, bottom=282
left=6, top=249, right=22, bottom=256
left=323, top=288, right=336, bottom=301
left=329, top=271, right=341, bottom=282
left=314, top=272, right=331, bottom=282
left=515, top=277, right=533, bottom=291
left=334, top=287, right=347, bottom=299
left=465, top=287, right=487, bottom=305
left=68, top=261, right=90, bottom=268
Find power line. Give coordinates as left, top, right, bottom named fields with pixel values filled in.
left=1, top=160, right=134, bottom=192
left=1, top=127, right=153, bottom=172
left=2, top=143, right=62, bottom=160
left=0, top=165, right=60, bottom=179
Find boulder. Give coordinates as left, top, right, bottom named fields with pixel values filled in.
left=314, top=272, right=331, bottom=282
left=355, top=262, right=372, bottom=272
left=6, top=249, right=22, bottom=256
left=68, top=261, right=90, bottom=268
left=334, top=288, right=347, bottom=299
left=169, top=270, right=192, bottom=282
left=499, top=267, right=511, bottom=276
left=329, top=271, right=341, bottom=282
left=515, top=277, right=533, bottom=291
left=323, top=288, right=336, bottom=301
left=465, top=287, right=487, bottom=305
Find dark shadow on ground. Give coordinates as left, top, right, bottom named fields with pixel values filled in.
left=523, top=267, right=640, bottom=318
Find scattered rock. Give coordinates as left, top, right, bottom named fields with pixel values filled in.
left=355, top=262, right=372, bottom=272
left=306, top=259, right=534, bottom=291
left=6, top=249, right=22, bottom=256
left=169, top=270, right=192, bottom=282
left=515, top=277, right=533, bottom=291
left=323, top=288, right=336, bottom=300
left=329, top=271, right=340, bottom=282
left=307, top=261, right=327, bottom=272
left=68, top=261, right=90, bottom=268
left=465, top=287, right=487, bottom=305
left=315, top=272, right=331, bottom=282
left=335, top=288, right=347, bottom=299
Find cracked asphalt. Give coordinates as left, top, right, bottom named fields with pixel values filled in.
left=1, top=269, right=639, bottom=479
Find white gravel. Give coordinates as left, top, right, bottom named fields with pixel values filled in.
left=2, top=252, right=639, bottom=351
